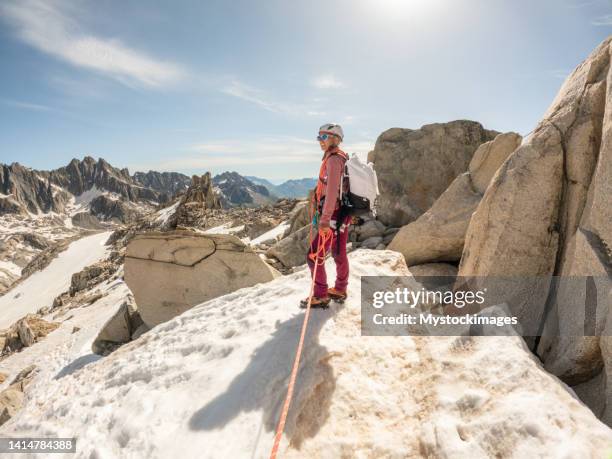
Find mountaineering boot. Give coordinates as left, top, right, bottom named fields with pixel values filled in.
left=328, top=287, right=347, bottom=303
left=299, top=295, right=330, bottom=309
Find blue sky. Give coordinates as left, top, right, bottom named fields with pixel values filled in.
left=0, top=0, right=611, bottom=181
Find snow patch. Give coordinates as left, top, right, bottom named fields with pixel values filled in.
left=0, top=232, right=112, bottom=329
left=0, top=260, right=22, bottom=277
left=2, top=250, right=611, bottom=458
left=155, top=201, right=180, bottom=224
left=250, top=221, right=289, bottom=245
left=74, top=187, right=104, bottom=206
left=203, top=224, right=245, bottom=235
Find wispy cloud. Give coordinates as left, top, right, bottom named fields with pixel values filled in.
left=549, top=69, right=569, bottom=79
left=312, top=75, right=345, bottom=89
left=0, top=98, right=53, bottom=112
left=129, top=135, right=374, bottom=173
left=0, top=0, right=186, bottom=89
left=566, top=1, right=598, bottom=8
left=222, top=80, right=325, bottom=116
left=592, top=14, right=612, bottom=25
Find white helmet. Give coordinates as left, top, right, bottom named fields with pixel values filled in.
left=319, top=123, right=344, bottom=141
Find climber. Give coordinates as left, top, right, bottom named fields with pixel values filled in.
left=300, top=123, right=351, bottom=309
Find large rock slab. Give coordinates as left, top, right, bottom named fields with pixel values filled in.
left=125, top=231, right=279, bottom=327
left=92, top=298, right=146, bottom=355
left=456, top=121, right=565, bottom=327
left=267, top=225, right=311, bottom=268
left=453, top=37, right=612, bottom=424
left=535, top=37, right=612, bottom=421
left=368, top=120, right=498, bottom=227
left=388, top=133, right=521, bottom=266
left=468, top=132, right=522, bottom=193
left=388, top=173, right=481, bottom=265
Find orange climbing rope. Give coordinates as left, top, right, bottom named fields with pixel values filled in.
left=269, top=215, right=332, bottom=459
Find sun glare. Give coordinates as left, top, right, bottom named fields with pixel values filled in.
left=364, top=0, right=442, bottom=21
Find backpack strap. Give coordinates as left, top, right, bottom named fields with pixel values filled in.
left=315, top=147, right=348, bottom=206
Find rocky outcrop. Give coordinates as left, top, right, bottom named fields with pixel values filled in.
left=70, top=261, right=119, bottom=296
left=0, top=163, right=68, bottom=214
left=92, top=297, right=147, bottom=356
left=0, top=365, right=37, bottom=426
left=388, top=132, right=521, bottom=266
left=468, top=132, right=523, bottom=193
left=283, top=200, right=310, bottom=236
left=0, top=232, right=54, bottom=294
left=124, top=231, right=279, bottom=327
left=266, top=225, right=311, bottom=268
left=19, top=236, right=78, bottom=280
left=172, top=173, right=222, bottom=228
left=0, top=156, right=171, bottom=216
left=388, top=173, right=481, bottom=265
left=213, top=171, right=275, bottom=207
left=368, top=120, right=499, bottom=227
left=90, top=195, right=140, bottom=224
left=71, top=212, right=105, bottom=229
left=132, top=170, right=191, bottom=202
left=48, top=157, right=159, bottom=203
left=0, top=315, right=60, bottom=357
left=453, top=37, right=612, bottom=424
left=0, top=195, right=27, bottom=215
left=408, top=262, right=458, bottom=278
left=352, top=218, right=386, bottom=243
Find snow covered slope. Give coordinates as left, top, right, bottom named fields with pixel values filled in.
left=2, top=250, right=611, bottom=458
left=0, top=232, right=111, bottom=329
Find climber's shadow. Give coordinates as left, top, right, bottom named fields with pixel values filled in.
left=54, top=353, right=101, bottom=379
left=189, top=302, right=343, bottom=447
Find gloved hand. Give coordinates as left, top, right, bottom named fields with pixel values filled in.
left=318, top=220, right=332, bottom=237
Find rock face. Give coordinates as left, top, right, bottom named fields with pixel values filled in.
left=0, top=156, right=173, bottom=217
left=124, top=231, right=279, bottom=327
left=0, top=364, right=37, bottom=426
left=0, top=163, right=68, bottom=214
left=388, top=173, right=482, bottom=265
left=172, top=173, right=222, bottom=228
left=213, top=171, right=275, bottom=207
left=132, top=171, right=191, bottom=202
left=408, top=262, right=458, bottom=278
left=71, top=212, right=105, bottom=229
left=388, top=133, right=521, bottom=266
left=0, top=315, right=59, bottom=357
left=70, top=261, right=118, bottom=296
left=469, top=132, right=523, bottom=193
left=283, top=198, right=311, bottom=237
left=266, top=225, right=311, bottom=268
left=48, top=157, right=158, bottom=203
left=0, top=232, right=56, bottom=295
left=89, top=195, right=140, bottom=224
left=92, top=298, right=146, bottom=355
left=369, top=120, right=499, bottom=227
left=455, top=37, right=612, bottom=424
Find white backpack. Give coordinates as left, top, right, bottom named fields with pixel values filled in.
left=340, top=153, right=380, bottom=216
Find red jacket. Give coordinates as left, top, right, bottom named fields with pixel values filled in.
left=316, top=146, right=348, bottom=226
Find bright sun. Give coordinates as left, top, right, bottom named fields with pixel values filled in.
left=366, top=0, right=441, bottom=19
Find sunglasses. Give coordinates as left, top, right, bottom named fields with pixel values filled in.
left=317, top=133, right=334, bottom=141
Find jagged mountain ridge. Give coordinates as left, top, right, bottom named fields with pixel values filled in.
left=0, top=157, right=161, bottom=217
left=213, top=171, right=276, bottom=207
left=0, top=157, right=289, bottom=225
left=132, top=171, right=191, bottom=202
